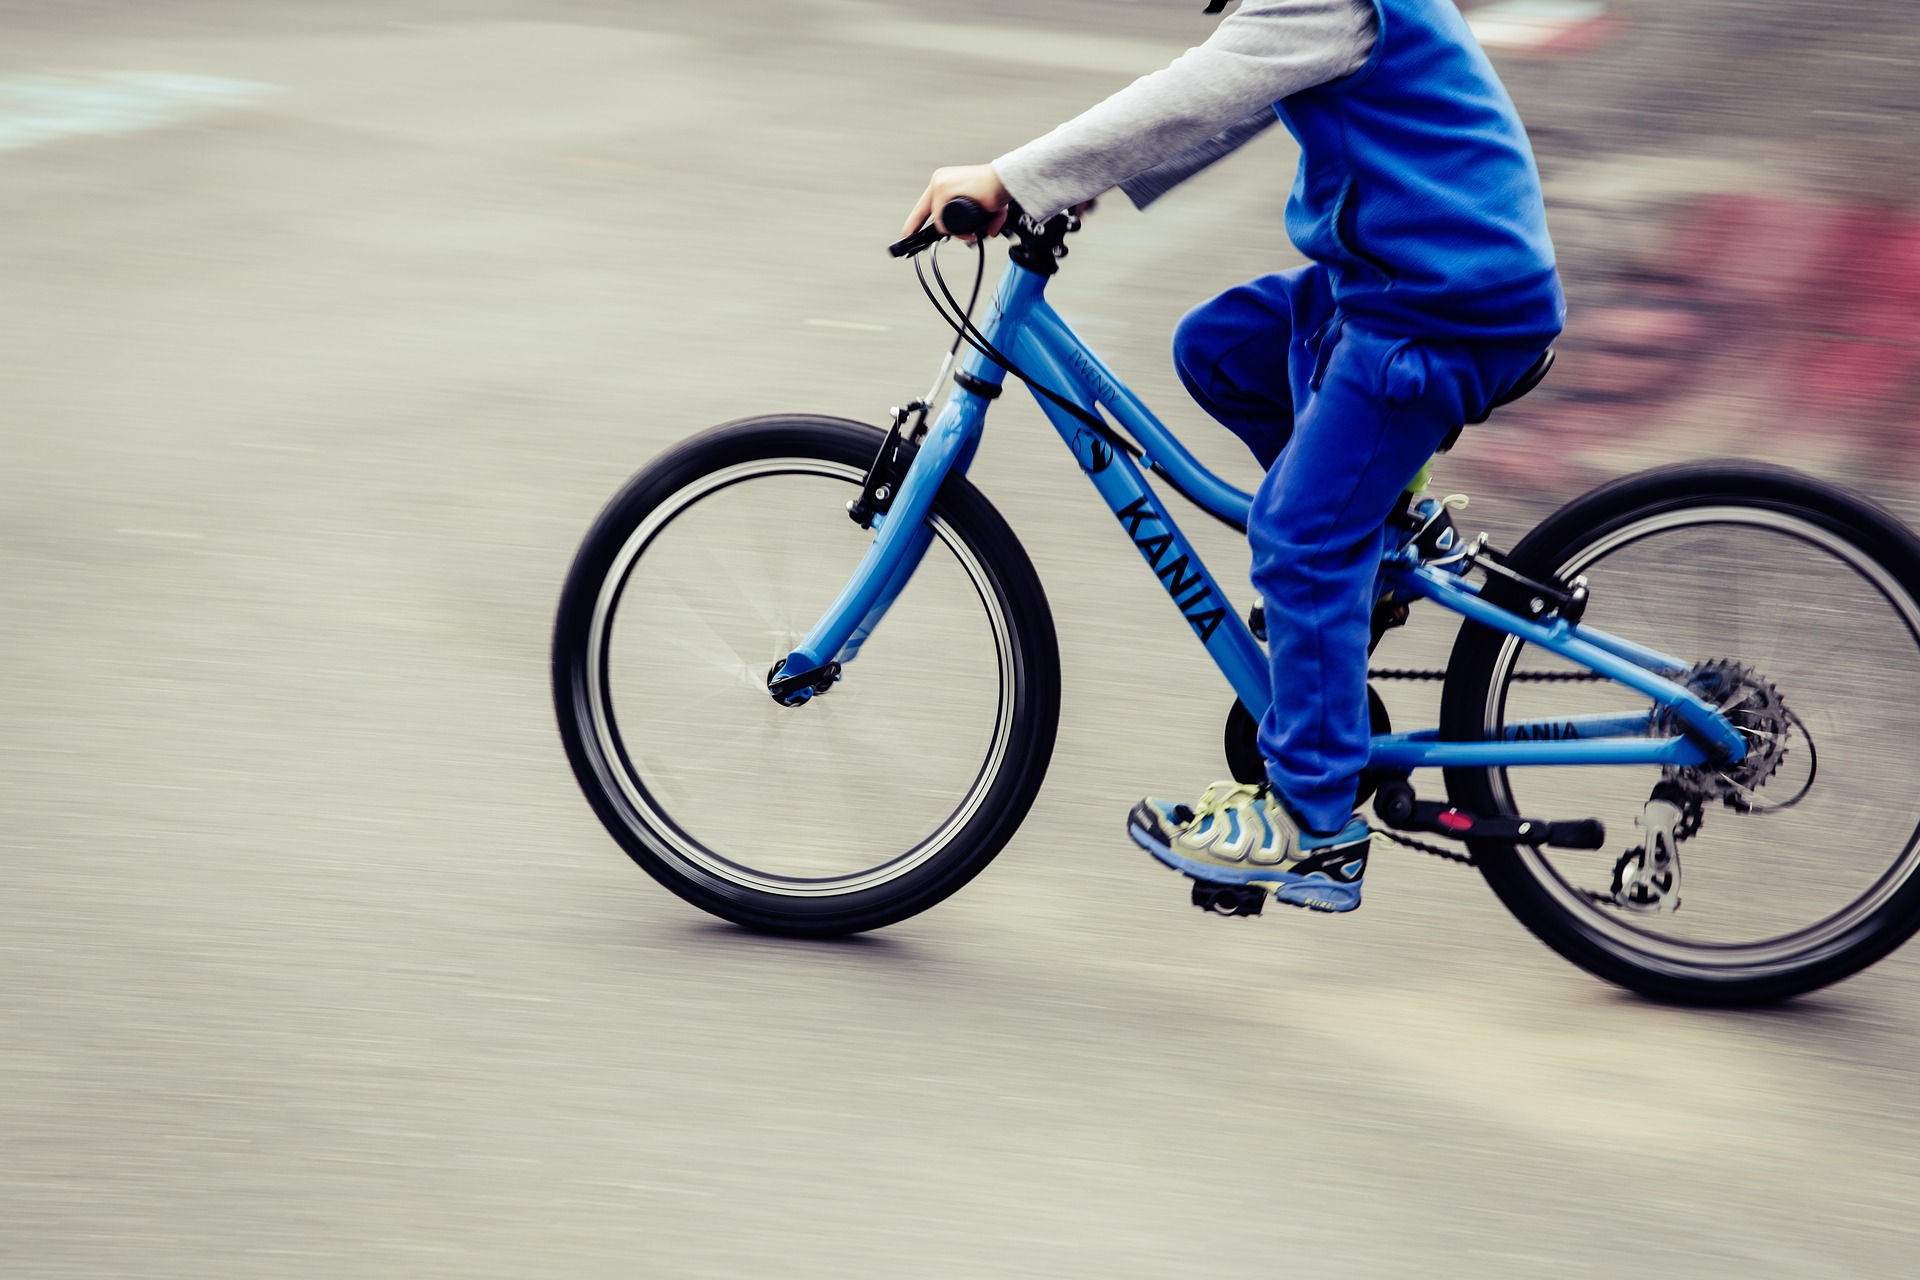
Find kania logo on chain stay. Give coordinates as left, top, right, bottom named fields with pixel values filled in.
left=1507, top=721, right=1582, bottom=741
left=1116, top=496, right=1226, bottom=641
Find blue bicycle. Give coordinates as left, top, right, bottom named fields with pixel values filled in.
left=554, top=199, right=1920, bottom=1005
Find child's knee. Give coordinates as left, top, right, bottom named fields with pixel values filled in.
left=1174, top=289, right=1292, bottom=413
left=1170, top=303, right=1221, bottom=398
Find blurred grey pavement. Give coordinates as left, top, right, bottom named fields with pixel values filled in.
left=4, top=2, right=1920, bottom=1276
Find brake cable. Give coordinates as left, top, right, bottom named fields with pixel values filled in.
left=914, top=238, right=1144, bottom=461
left=908, top=237, right=985, bottom=412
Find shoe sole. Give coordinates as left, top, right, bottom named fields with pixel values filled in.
left=1125, top=814, right=1365, bottom=914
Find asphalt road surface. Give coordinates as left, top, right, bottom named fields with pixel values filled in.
left=5, top=2, right=1920, bottom=1276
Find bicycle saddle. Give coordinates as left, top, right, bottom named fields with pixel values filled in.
left=1468, top=347, right=1555, bottom=425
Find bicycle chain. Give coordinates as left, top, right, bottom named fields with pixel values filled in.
left=1368, top=667, right=1725, bottom=904
left=1369, top=825, right=1477, bottom=866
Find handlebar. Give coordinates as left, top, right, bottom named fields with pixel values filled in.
left=888, top=196, right=997, bottom=258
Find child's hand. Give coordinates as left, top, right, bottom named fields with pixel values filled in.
left=901, top=165, right=1012, bottom=241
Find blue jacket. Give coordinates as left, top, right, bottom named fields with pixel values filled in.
left=1275, top=0, right=1565, bottom=342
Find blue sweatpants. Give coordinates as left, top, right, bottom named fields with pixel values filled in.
left=1174, top=264, right=1550, bottom=833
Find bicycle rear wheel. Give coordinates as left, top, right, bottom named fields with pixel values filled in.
left=552, top=415, right=1059, bottom=935
left=1441, top=461, right=1920, bottom=1004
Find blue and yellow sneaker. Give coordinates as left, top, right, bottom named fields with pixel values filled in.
left=1126, top=781, right=1370, bottom=913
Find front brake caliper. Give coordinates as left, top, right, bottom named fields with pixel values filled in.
left=846, top=404, right=925, bottom=530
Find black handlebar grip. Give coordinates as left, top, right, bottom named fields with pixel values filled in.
left=940, top=197, right=989, bottom=237
left=885, top=195, right=1000, bottom=258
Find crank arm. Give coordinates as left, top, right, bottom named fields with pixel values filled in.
left=1402, top=799, right=1605, bottom=849
left=1373, top=779, right=1606, bottom=849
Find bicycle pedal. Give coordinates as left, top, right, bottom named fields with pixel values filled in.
left=1190, top=880, right=1266, bottom=917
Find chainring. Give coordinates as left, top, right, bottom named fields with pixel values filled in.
left=1225, top=687, right=1390, bottom=802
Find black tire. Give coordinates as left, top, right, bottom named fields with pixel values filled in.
left=1441, top=460, right=1920, bottom=1005
left=552, top=415, right=1060, bottom=936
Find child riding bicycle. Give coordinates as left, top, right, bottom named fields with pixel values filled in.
left=901, top=0, right=1564, bottom=912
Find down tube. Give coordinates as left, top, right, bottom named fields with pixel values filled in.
left=1008, top=325, right=1271, bottom=715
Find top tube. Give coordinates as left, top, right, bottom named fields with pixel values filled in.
left=1025, top=302, right=1254, bottom=529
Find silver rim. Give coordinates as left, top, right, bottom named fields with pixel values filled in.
left=584, top=457, right=1018, bottom=897
left=1484, top=505, right=1920, bottom=979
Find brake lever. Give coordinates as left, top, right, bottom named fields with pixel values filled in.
left=887, top=224, right=944, bottom=259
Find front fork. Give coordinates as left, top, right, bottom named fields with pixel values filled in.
left=767, top=262, right=1049, bottom=704
left=767, top=392, right=987, bottom=703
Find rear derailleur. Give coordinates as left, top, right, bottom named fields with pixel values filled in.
left=1610, top=780, right=1700, bottom=913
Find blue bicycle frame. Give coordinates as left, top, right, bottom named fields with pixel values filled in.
left=777, top=251, right=1747, bottom=774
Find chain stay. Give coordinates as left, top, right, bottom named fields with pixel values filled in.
left=1364, top=667, right=1605, bottom=866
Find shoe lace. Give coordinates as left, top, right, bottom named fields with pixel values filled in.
left=1183, top=780, right=1269, bottom=826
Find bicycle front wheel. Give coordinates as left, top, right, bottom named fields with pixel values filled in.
left=552, top=415, right=1059, bottom=935
left=1441, top=461, right=1920, bottom=1005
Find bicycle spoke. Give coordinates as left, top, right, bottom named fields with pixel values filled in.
left=1498, top=509, right=1920, bottom=952
left=591, top=460, right=1015, bottom=888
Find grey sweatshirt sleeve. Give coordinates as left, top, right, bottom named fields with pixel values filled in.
left=1115, top=109, right=1280, bottom=211
left=991, top=0, right=1377, bottom=220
